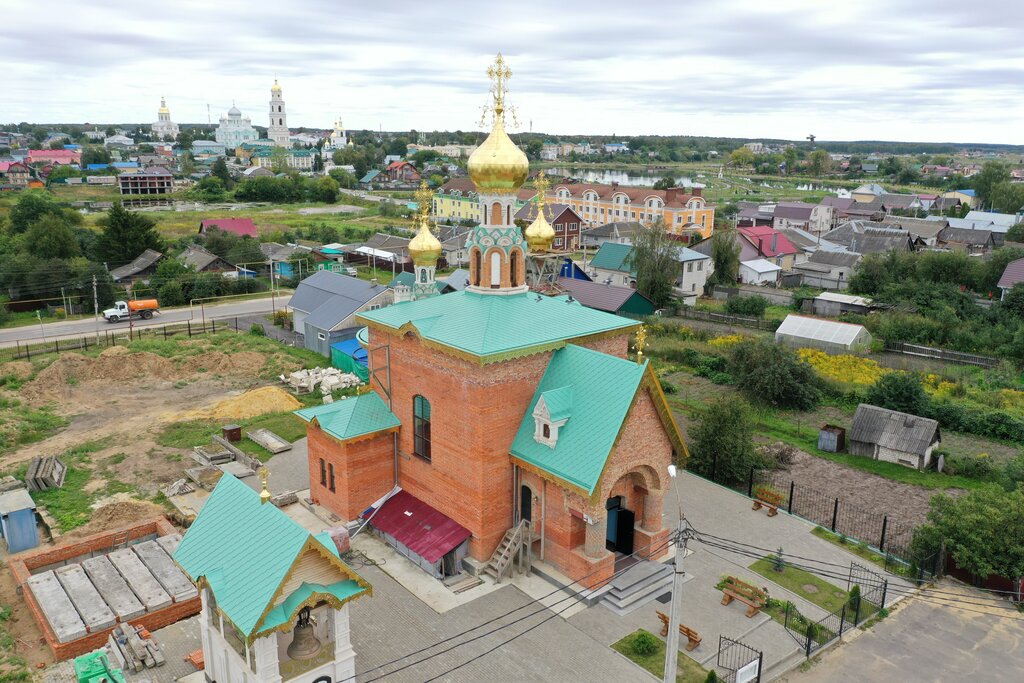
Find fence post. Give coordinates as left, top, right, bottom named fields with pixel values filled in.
left=747, top=467, right=755, bottom=498
left=831, top=497, right=839, bottom=532
left=163, top=325, right=167, bottom=340
left=838, top=603, right=846, bottom=637
left=83, top=336, right=88, bottom=350
left=187, top=321, right=192, bottom=337
left=787, top=481, right=795, bottom=514
left=54, top=340, right=59, bottom=354
left=880, top=579, right=888, bottom=610
left=235, top=316, right=238, bottom=331
left=879, top=516, right=888, bottom=552
left=854, top=595, right=860, bottom=625
left=756, top=652, right=763, bottom=683
left=805, top=626, right=813, bottom=658
left=212, top=319, right=216, bottom=333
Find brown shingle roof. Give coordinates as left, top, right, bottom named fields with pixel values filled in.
left=850, top=404, right=939, bottom=457
left=998, top=257, right=1024, bottom=290
left=551, top=182, right=706, bottom=209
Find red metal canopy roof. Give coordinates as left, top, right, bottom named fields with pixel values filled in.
left=365, top=490, right=471, bottom=564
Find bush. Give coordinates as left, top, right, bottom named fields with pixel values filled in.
left=629, top=630, right=659, bottom=657
left=688, top=397, right=758, bottom=485
left=725, top=295, right=769, bottom=317
left=865, top=372, right=928, bottom=416
left=248, top=324, right=266, bottom=337
left=943, top=453, right=997, bottom=480
left=730, top=339, right=821, bottom=409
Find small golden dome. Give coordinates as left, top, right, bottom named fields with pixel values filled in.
left=158, top=97, right=169, bottom=114
left=271, top=79, right=282, bottom=94
left=409, top=182, right=442, bottom=266
left=468, top=117, right=529, bottom=195
left=525, top=174, right=555, bottom=252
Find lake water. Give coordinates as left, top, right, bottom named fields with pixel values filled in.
left=546, top=167, right=697, bottom=188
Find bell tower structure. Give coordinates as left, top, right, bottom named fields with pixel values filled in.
left=465, top=54, right=530, bottom=295
left=268, top=79, right=290, bottom=147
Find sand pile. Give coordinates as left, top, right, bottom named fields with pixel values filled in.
left=0, top=361, right=33, bottom=380
left=183, top=350, right=266, bottom=375
left=60, top=499, right=167, bottom=541
left=206, top=386, right=301, bottom=419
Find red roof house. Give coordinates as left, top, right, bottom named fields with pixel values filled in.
left=738, top=225, right=799, bottom=258
left=998, top=257, right=1024, bottom=299
left=198, top=218, right=258, bottom=238
left=27, top=149, right=81, bottom=165
left=385, top=160, right=421, bottom=183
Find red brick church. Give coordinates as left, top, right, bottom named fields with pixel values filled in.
left=297, top=55, right=686, bottom=589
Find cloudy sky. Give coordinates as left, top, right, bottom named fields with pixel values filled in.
left=3, top=0, right=1022, bottom=144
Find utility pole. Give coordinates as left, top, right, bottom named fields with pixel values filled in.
left=664, top=465, right=689, bottom=683
left=93, top=275, right=100, bottom=343
left=60, top=287, right=68, bottom=317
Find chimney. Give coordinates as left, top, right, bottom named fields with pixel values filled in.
left=664, top=187, right=678, bottom=203
left=691, top=186, right=703, bottom=197
left=771, top=233, right=778, bottom=253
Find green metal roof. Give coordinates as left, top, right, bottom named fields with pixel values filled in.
left=173, top=474, right=369, bottom=638
left=590, top=242, right=635, bottom=275
left=295, top=392, right=400, bottom=442
left=259, top=579, right=365, bottom=631
left=539, top=386, right=573, bottom=422
left=388, top=271, right=448, bottom=294
left=511, top=345, right=647, bottom=494
left=357, top=290, right=637, bottom=362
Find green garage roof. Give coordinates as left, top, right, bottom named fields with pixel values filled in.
left=510, top=345, right=647, bottom=495
left=357, top=290, right=638, bottom=363
left=295, top=392, right=400, bottom=442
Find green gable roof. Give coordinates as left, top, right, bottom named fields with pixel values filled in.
left=357, top=290, right=637, bottom=363
left=590, top=242, right=635, bottom=275
left=539, top=386, right=573, bottom=422
left=511, top=345, right=647, bottom=495
left=388, top=271, right=448, bottom=294
left=295, top=392, right=400, bottom=442
left=173, top=474, right=369, bottom=638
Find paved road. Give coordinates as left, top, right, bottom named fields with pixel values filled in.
left=0, top=294, right=292, bottom=347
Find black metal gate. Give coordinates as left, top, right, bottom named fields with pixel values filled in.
left=848, top=562, right=887, bottom=611
left=717, top=635, right=763, bottom=683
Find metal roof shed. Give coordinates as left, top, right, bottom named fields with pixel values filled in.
left=0, top=488, right=39, bottom=553
left=775, top=314, right=872, bottom=353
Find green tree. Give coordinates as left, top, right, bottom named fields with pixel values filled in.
left=9, top=190, right=62, bottom=233
left=211, top=157, right=232, bottom=187
left=808, top=149, right=831, bottom=176
left=175, top=130, right=194, bottom=150
left=25, top=214, right=81, bottom=259
left=912, top=486, right=1024, bottom=579
left=312, top=176, right=339, bottom=203
left=653, top=174, right=676, bottom=190
left=328, top=168, right=357, bottom=189
left=989, top=181, right=1024, bottom=215
left=226, top=237, right=265, bottom=269
left=729, top=147, right=755, bottom=168
left=865, top=372, right=929, bottom=415
left=1000, top=283, right=1024, bottom=318
left=730, top=339, right=821, bottom=409
left=81, top=146, right=112, bottom=166
left=1006, top=223, right=1024, bottom=243
left=94, top=202, right=163, bottom=265
left=706, top=230, right=741, bottom=288
left=972, top=162, right=1010, bottom=206
left=271, top=147, right=290, bottom=173
left=687, top=397, right=758, bottom=485
left=312, top=153, right=324, bottom=173
left=179, top=151, right=195, bottom=176
left=626, top=220, right=680, bottom=309
left=783, top=147, right=798, bottom=173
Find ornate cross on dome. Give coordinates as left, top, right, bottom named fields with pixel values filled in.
left=534, top=172, right=549, bottom=213
left=481, top=53, right=517, bottom=127
left=413, top=180, right=434, bottom=229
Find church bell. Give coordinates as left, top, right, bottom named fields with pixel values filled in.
left=286, top=606, right=323, bottom=660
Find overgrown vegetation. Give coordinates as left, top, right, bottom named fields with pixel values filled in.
left=29, top=440, right=134, bottom=531
left=0, top=397, right=67, bottom=455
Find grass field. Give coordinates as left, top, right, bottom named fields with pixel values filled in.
left=610, top=629, right=708, bottom=682
left=0, top=397, right=67, bottom=456
left=749, top=556, right=850, bottom=613
left=157, top=410, right=308, bottom=463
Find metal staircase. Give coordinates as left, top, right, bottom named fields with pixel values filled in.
left=485, top=520, right=532, bottom=583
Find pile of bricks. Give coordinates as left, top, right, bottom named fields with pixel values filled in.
left=106, top=623, right=166, bottom=672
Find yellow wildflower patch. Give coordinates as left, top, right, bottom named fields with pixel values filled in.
left=708, top=334, right=745, bottom=349
left=797, top=348, right=888, bottom=386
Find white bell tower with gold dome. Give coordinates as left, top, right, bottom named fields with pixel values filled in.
left=465, top=54, right=530, bottom=295
left=268, top=79, right=290, bottom=147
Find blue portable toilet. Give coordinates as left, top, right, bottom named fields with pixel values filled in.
left=0, top=489, right=39, bottom=553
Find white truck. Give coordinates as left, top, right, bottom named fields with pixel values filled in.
left=102, top=299, right=160, bottom=323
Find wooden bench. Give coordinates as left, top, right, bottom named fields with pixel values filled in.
left=720, top=576, right=767, bottom=618
left=751, top=486, right=783, bottom=517
left=655, top=611, right=702, bottom=651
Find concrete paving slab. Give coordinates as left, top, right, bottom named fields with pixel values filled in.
left=155, top=533, right=182, bottom=557
left=81, top=555, right=146, bottom=621
left=132, top=540, right=198, bottom=602
left=219, top=461, right=254, bottom=478
left=26, top=571, right=88, bottom=643
left=53, top=564, right=117, bottom=632
left=108, top=547, right=172, bottom=612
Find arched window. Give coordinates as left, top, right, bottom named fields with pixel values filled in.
left=472, top=249, right=481, bottom=286
left=490, top=202, right=502, bottom=225
left=510, top=252, right=518, bottom=286
left=542, top=424, right=550, bottom=439
left=413, top=395, right=431, bottom=461
left=419, top=268, right=427, bottom=283
left=490, top=251, right=502, bottom=288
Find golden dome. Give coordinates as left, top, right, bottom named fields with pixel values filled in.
left=158, top=97, right=169, bottom=114
left=467, top=54, right=528, bottom=195
left=271, top=79, right=282, bottom=94
left=409, top=182, right=442, bottom=266
left=525, top=174, right=555, bottom=252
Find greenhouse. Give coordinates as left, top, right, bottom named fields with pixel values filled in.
left=775, top=314, right=872, bottom=353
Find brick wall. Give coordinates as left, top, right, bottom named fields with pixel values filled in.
left=308, top=426, right=396, bottom=521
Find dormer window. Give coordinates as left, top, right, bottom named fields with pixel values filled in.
left=532, top=387, right=572, bottom=449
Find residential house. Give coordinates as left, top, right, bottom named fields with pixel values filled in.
left=443, top=268, right=471, bottom=291
left=851, top=183, right=886, bottom=203
left=927, top=196, right=962, bottom=214
left=963, top=210, right=1022, bottom=233
left=942, top=189, right=978, bottom=209
left=849, top=404, right=941, bottom=471
left=775, top=314, right=872, bottom=353
left=432, top=177, right=535, bottom=223
left=199, top=218, right=258, bottom=238
left=937, top=226, right=996, bottom=254
left=812, top=292, right=873, bottom=316
left=823, top=221, right=916, bottom=254
left=738, top=259, right=782, bottom=285
left=603, top=142, right=629, bottom=154
left=550, top=182, right=715, bottom=240
left=736, top=202, right=775, bottom=228
left=844, top=197, right=886, bottom=221
left=883, top=216, right=947, bottom=246
left=103, top=134, right=135, bottom=148
left=251, top=147, right=314, bottom=171
left=588, top=241, right=710, bottom=303
left=118, top=167, right=173, bottom=195
left=289, top=270, right=394, bottom=355
left=27, top=149, right=81, bottom=165
left=578, top=221, right=644, bottom=248
left=772, top=201, right=834, bottom=234
left=997, top=258, right=1024, bottom=299
left=261, top=241, right=309, bottom=279
left=737, top=225, right=800, bottom=269
left=0, top=162, right=31, bottom=189
left=178, top=244, right=236, bottom=273
left=190, top=140, right=227, bottom=156
left=109, top=249, right=163, bottom=284
left=385, top=160, right=421, bottom=183
left=513, top=202, right=584, bottom=251
left=860, top=163, right=879, bottom=174
left=241, top=165, right=274, bottom=178
left=555, top=277, right=656, bottom=316
left=359, top=169, right=384, bottom=187
left=790, top=250, right=861, bottom=290
left=880, top=193, right=923, bottom=215
left=436, top=225, right=471, bottom=267
left=819, top=197, right=855, bottom=228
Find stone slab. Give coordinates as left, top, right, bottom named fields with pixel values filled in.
left=108, top=547, right=172, bottom=612
left=155, top=533, right=182, bottom=557
left=53, top=564, right=117, bottom=632
left=26, top=571, right=87, bottom=643
left=132, top=540, right=198, bottom=602
left=82, top=555, right=146, bottom=621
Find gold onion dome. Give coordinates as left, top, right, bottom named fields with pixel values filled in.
left=158, top=97, right=169, bottom=114
left=409, top=182, right=442, bottom=266
left=271, top=79, right=282, bottom=93
left=525, top=175, right=556, bottom=252
left=467, top=54, right=529, bottom=194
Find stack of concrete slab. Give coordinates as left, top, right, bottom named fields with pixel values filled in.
left=26, top=456, right=67, bottom=491
left=107, top=622, right=167, bottom=673
left=24, top=535, right=197, bottom=645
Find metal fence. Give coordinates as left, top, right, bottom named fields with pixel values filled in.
left=674, top=307, right=780, bottom=331
left=717, top=635, right=763, bottom=683
left=884, top=340, right=1000, bottom=368
left=0, top=317, right=249, bottom=364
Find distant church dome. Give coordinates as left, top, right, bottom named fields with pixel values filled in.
left=271, top=79, right=282, bottom=94
left=228, top=105, right=241, bottom=117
